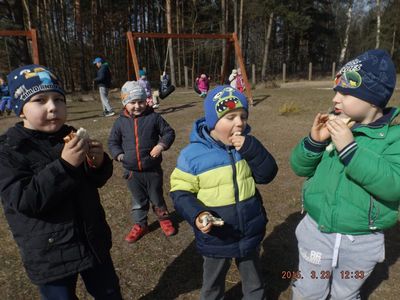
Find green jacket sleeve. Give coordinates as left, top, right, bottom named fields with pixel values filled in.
left=290, top=137, right=325, bottom=178
left=345, top=140, right=400, bottom=202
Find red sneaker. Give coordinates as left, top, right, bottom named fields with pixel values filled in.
left=124, top=224, right=148, bottom=243
left=159, top=219, right=176, bottom=237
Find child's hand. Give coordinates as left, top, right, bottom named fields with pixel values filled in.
left=229, top=132, right=245, bottom=150
left=195, top=212, right=213, bottom=234
left=150, top=144, right=164, bottom=158
left=117, top=153, right=124, bottom=162
left=87, top=140, right=105, bottom=168
left=326, top=119, right=354, bottom=152
left=310, top=113, right=331, bottom=142
left=61, top=136, right=89, bottom=167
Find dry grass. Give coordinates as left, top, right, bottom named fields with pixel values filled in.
left=278, top=102, right=301, bottom=115
left=1, top=82, right=399, bottom=299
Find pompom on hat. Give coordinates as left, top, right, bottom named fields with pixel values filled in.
left=333, top=49, right=396, bottom=108
left=7, top=64, right=65, bottom=116
left=204, top=85, right=248, bottom=130
left=120, top=81, right=147, bottom=106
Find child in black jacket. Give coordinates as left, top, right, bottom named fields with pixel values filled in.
left=108, top=80, right=176, bottom=243
left=0, top=65, right=122, bottom=299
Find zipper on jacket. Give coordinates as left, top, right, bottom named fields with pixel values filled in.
left=368, top=195, right=379, bottom=230
left=227, top=148, right=244, bottom=238
left=134, top=118, right=142, bottom=171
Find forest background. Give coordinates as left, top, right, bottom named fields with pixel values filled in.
left=1, top=0, right=400, bottom=91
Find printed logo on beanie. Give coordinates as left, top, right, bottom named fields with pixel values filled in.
left=13, top=67, right=60, bottom=101
left=334, top=71, right=362, bottom=89
left=213, top=87, right=244, bottom=118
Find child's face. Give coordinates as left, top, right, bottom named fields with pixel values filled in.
left=332, top=92, right=379, bottom=124
left=21, top=91, right=67, bottom=133
left=0, top=78, right=5, bottom=85
left=210, top=108, right=248, bottom=145
left=125, top=99, right=147, bottom=116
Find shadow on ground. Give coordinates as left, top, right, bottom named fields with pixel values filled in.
left=252, top=95, right=270, bottom=107
left=360, top=223, right=400, bottom=299
left=225, top=212, right=302, bottom=299
left=139, top=240, right=203, bottom=300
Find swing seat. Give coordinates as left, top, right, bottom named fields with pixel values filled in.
left=159, top=85, right=175, bottom=99
left=194, top=83, right=201, bottom=95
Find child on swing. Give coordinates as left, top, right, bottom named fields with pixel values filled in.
left=195, top=74, right=210, bottom=98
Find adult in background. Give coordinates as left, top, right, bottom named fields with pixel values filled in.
left=93, top=57, right=115, bottom=117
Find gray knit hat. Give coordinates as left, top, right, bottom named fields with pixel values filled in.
left=121, top=81, right=146, bottom=106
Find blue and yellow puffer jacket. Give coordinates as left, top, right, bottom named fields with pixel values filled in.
left=170, top=118, right=278, bottom=258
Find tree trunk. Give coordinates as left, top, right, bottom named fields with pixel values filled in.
left=261, top=12, right=274, bottom=81
left=176, top=0, right=182, bottom=86
left=75, top=0, right=87, bottom=90
left=239, top=0, right=243, bottom=51
left=339, top=0, right=353, bottom=65
left=221, top=0, right=226, bottom=73
left=391, top=25, right=396, bottom=57
left=376, top=0, right=381, bottom=49
left=166, top=0, right=176, bottom=85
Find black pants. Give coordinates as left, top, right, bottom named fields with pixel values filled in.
left=38, top=254, right=122, bottom=300
left=125, top=168, right=167, bottom=225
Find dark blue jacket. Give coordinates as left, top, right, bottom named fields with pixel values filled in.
left=108, top=108, right=175, bottom=172
left=170, top=118, right=278, bottom=258
left=0, top=123, right=113, bottom=284
left=94, top=62, right=112, bottom=88
left=0, top=83, right=9, bottom=97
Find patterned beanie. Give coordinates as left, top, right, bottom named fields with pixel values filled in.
left=334, top=49, right=396, bottom=108
left=204, top=85, right=248, bottom=130
left=121, top=81, right=147, bottom=106
left=7, top=64, right=65, bottom=116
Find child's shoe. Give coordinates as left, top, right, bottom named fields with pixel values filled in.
left=124, top=224, right=148, bottom=243
left=154, top=207, right=176, bottom=236
left=159, top=219, right=176, bottom=236
left=6, top=109, right=11, bottom=116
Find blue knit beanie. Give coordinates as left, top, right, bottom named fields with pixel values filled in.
left=7, top=64, right=65, bottom=116
left=334, top=49, right=396, bottom=108
left=204, top=85, right=248, bottom=130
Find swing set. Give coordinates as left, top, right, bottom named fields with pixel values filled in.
left=0, top=29, right=40, bottom=68
left=126, top=32, right=253, bottom=103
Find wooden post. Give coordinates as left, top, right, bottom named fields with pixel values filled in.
left=126, top=32, right=140, bottom=80
left=308, top=62, right=312, bottom=81
left=30, top=29, right=39, bottom=64
left=231, top=33, right=253, bottom=104
left=282, top=63, right=286, bottom=82
left=332, top=62, right=336, bottom=79
left=252, top=64, right=256, bottom=86
left=184, top=66, right=189, bottom=89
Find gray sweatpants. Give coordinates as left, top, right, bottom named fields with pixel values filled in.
left=125, top=168, right=167, bottom=226
left=99, top=86, right=113, bottom=112
left=201, top=251, right=266, bottom=300
left=291, top=214, right=385, bottom=300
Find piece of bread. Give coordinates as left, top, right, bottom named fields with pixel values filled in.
left=63, top=127, right=89, bottom=143
left=328, top=113, right=354, bottom=128
left=200, top=213, right=224, bottom=227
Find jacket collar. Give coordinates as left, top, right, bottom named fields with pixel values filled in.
left=353, top=107, right=400, bottom=139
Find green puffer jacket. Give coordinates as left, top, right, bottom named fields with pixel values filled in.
left=290, top=107, right=400, bottom=235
